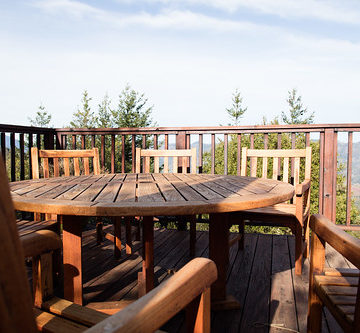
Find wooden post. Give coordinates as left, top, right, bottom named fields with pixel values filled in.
left=209, top=213, right=229, bottom=301
left=322, top=128, right=337, bottom=221
left=176, top=131, right=186, bottom=173
left=62, top=215, right=84, bottom=305
left=138, top=216, right=154, bottom=297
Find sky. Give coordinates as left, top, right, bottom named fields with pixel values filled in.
left=1, top=0, right=360, bottom=128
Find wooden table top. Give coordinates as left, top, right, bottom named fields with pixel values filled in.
left=10, top=173, right=294, bottom=217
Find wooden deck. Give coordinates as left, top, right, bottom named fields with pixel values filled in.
left=79, top=225, right=347, bottom=333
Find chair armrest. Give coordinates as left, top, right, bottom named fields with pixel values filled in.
left=20, top=230, right=62, bottom=258
left=295, top=179, right=311, bottom=196
left=87, top=257, right=217, bottom=333
left=310, top=214, right=360, bottom=269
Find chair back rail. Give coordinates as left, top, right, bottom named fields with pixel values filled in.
left=308, top=214, right=360, bottom=332
left=0, top=157, right=38, bottom=332
left=31, top=147, right=100, bottom=178
left=135, top=147, right=197, bottom=174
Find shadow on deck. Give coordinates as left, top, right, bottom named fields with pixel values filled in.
left=80, top=226, right=345, bottom=333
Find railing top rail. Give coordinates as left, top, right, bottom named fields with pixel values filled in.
left=0, top=124, right=55, bottom=134
left=2, top=123, right=360, bottom=135
left=54, top=123, right=360, bottom=135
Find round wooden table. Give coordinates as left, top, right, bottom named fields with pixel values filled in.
left=10, top=173, right=294, bottom=306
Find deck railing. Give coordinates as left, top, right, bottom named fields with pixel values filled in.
left=1, top=123, right=360, bottom=230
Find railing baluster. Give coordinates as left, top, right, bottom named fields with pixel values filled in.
left=211, top=134, right=215, bottom=175
left=101, top=135, right=105, bottom=169
left=20, top=133, right=25, bottom=180
left=346, top=132, right=353, bottom=226
left=121, top=135, right=125, bottom=173
left=224, top=134, right=228, bottom=175
left=72, top=134, right=76, bottom=149
left=132, top=134, right=136, bottom=173
left=1, top=132, right=6, bottom=170
left=319, top=131, right=324, bottom=215
left=237, top=134, right=241, bottom=176
left=250, top=133, right=254, bottom=148
left=154, top=134, right=158, bottom=149
left=198, top=134, right=203, bottom=174
left=10, top=133, right=16, bottom=181
left=28, top=133, right=33, bottom=179
left=111, top=135, right=115, bottom=173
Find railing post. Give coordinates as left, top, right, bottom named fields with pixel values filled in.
left=321, top=128, right=337, bottom=222
left=176, top=131, right=186, bottom=173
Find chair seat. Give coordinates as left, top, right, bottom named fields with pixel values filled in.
left=314, top=268, right=360, bottom=330
left=35, top=297, right=110, bottom=332
left=241, top=203, right=296, bottom=218
left=17, top=219, right=58, bottom=237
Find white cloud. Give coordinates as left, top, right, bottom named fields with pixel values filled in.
left=115, top=0, right=360, bottom=24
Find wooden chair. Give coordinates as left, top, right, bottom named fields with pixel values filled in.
left=30, top=147, right=105, bottom=243
left=0, top=155, right=218, bottom=333
left=135, top=147, right=197, bottom=174
left=239, top=147, right=312, bottom=275
left=308, top=214, right=360, bottom=332
left=135, top=147, right=198, bottom=256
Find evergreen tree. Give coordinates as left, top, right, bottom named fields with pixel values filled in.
left=226, top=90, right=247, bottom=126
left=28, top=104, right=52, bottom=127
left=70, top=90, right=95, bottom=128
left=111, top=84, right=155, bottom=172
left=282, top=88, right=314, bottom=125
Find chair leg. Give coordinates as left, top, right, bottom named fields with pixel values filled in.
left=135, top=217, right=141, bottom=241
left=238, top=219, right=245, bottom=250
left=125, top=217, right=132, bottom=255
left=307, top=285, right=323, bottom=332
left=114, top=217, right=122, bottom=259
left=295, top=222, right=303, bottom=275
left=304, top=216, right=310, bottom=258
left=189, top=215, right=196, bottom=257
left=96, top=218, right=103, bottom=244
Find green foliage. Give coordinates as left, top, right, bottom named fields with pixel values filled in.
left=226, top=90, right=247, bottom=126
left=28, top=104, right=52, bottom=127
left=282, top=88, right=314, bottom=125
left=111, top=84, right=156, bottom=172
left=70, top=90, right=96, bottom=128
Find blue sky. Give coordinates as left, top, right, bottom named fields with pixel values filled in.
left=1, top=0, right=360, bottom=127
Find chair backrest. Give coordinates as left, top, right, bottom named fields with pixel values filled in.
left=135, top=148, right=197, bottom=174
left=241, top=147, right=312, bottom=186
left=31, top=147, right=100, bottom=179
left=0, top=156, right=38, bottom=332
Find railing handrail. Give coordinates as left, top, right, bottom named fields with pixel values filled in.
left=2, top=123, right=360, bottom=135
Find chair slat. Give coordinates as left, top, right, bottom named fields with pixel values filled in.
left=154, top=157, right=160, bottom=173
left=43, top=158, right=49, bottom=178
left=64, top=158, right=70, bottom=177
left=173, top=157, right=178, bottom=173
left=250, top=157, right=257, bottom=177
left=262, top=157, right=268, bottom=178
left=283, top=157, right=289, bottom=183
left=83, top=158, right=90, bottom=175
left=54, top=158, right=59, bottom=177
left=272, top=157, right=279, bottom=180
left=164, top=157, right=169, bottom=173
left=74, top=158, right=80, bottom=176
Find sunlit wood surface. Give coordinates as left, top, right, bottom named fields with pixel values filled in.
left=44, top=225, right=346, bottom=333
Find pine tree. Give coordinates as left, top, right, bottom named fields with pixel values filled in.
left=70, top=90, right=95, bottom=128
left=28, top=104, right=52, bottom=127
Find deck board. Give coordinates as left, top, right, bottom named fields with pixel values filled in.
left=54, top=227, right=352, bottom=332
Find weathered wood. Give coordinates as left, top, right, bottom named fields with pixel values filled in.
left=308, top=214, right=360, bottom=332
left=63, top=215, right=84, bottom=305
left=240, top=146, right=312, bottom=275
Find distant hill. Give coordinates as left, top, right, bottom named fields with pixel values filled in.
left=338, top=141, right=360, bottom=183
